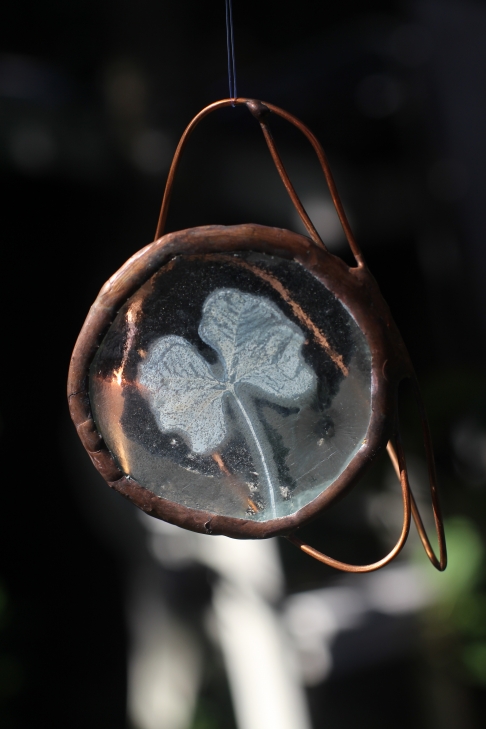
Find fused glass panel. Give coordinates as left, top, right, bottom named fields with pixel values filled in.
left=90, top=251, right=372, bottom=521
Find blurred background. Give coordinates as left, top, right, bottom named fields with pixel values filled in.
left=1, top=0, right=486, bottom=727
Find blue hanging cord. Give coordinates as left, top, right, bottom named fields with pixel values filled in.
left=225, top=0, right=237, bottom=104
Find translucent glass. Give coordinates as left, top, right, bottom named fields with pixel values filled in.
left=90, top=251, right=372, bottom=522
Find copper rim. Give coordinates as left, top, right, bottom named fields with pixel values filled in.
left=68, top=223, right=411, bottom=540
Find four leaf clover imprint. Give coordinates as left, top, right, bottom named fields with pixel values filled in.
left=138, top=288, right=316, bottom=518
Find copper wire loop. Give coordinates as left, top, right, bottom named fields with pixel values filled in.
left=154, top=97, right=364, bottom=266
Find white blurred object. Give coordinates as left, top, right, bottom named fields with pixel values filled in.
left=451, top=415, right=486, bottom=486
left=130, top=515, right=312, bottom=729
left=284, top=563, right=437, bottom=686
left=284, top=587, right=365, bottom=685
left=144, top=517, right=283, bottom=600
left=292, top=196, right=346, bottom=251
left=127, top=563, right=202, bottom=729
left=214, top=578, right=310, bottom=729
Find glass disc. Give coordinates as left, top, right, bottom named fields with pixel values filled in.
left=89, top=251, right=372, bottom=522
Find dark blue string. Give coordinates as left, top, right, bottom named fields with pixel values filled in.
left=225, top=0, right=237, bottom=104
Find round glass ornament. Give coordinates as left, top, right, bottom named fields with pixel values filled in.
left=68, top=99, right=446, bottom=572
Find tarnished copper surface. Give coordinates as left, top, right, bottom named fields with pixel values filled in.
left=68, top=223, right=407, bottom=539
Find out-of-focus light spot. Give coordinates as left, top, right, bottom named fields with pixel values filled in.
left=369, top=455, right=432, bottom=541
left=426, top=517, right=484, bottom=601
left=364, top=565, right=435, bottom=615
left=451, top=416, right=486, bottom=486
left=127, top=592, right=202, bottom=729
left=136, top=512, right=307, bottom=729
left=387, top=24, right=432, bottom=67
left=285, top=564, right=439, bottom=685
left=427, top=158, right=469, bottom=202
left=367, top=489, right=407, bottom=535
left=131, top=129, right=172, bottom=175
left=104, top=62, right=147, bottom=121
left=355, top=74, right=403, bottom=119
left=284, top=587, right=364, bottom=685
left=292, top=197, right=347, bottom=251
left=9, top=125, right=56, bottom=172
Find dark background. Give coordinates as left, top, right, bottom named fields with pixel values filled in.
left=1, top=0, right=486, bottom=727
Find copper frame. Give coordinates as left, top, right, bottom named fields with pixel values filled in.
left=68, top=98, right=446, bottom=572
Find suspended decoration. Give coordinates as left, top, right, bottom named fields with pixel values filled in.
left=67, top=4, right=446, bottom=572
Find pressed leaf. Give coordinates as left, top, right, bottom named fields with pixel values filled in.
left=138, top=288, right=316, bottom=516
left=138, top=336, right=227, bottom=454
left=199, top=289, right=315, bottom=399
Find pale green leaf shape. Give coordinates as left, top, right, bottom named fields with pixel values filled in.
left=138, top=288, right=316, bottom=517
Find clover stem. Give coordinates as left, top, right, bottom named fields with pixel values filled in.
left=232, top=391, right=277, bottom=518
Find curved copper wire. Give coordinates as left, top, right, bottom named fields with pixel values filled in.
left=411, top=378, right=447, bottom=570
left=248, top=99, right=363, bottom=265
left=382, top=379, right=446, bottom=571
left=286, top=436, right=411, bottom=573
left=154, top=98, right=364, bottom=265
left=385, top=417, right=446, bottom=572
left=244, top=100, right=324, bottom=249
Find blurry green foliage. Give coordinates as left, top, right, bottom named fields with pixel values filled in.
left=419, top=517, right=486, bottom=686
left=463, top=643, right=486, bottom=684
left=190, top=707, right=218, bottom=729
left=428, top=517, right=484, bottom=602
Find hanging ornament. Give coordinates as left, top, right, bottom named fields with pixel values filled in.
left=68, top=0, right=445, bottom=573
left=67, top=95, right=446, bottom=573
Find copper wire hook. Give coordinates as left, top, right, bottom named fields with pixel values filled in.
left=154, top=98, right=364, bottom=266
